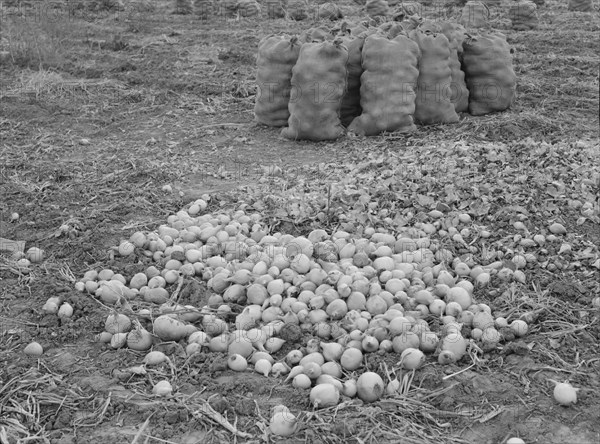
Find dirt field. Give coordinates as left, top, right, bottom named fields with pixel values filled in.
left=1, top=0, right=599, bottom=443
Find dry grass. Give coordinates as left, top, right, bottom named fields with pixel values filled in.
left=0, top=368, right=92, bottom=443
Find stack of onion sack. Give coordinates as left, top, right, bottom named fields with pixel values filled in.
left=298, top=25, right=333, bottom=43
left=286, top=0, right=309, bottom=20
left=264, top=0, right=285, bottom=18
left=568, top=0, right=593, bottom=11
left=281, top=40, right=348, bottom=141
left=254, top=35, right=301, bottom=127
left=568, top=0, right=593, bottom=12
left=409, top=28, right=459, bottom=125
left=366, top=0, right=390, bottom=18
left=347, top=33, right=420, bottom=136
left=437, top=21, right=469, bottom=113
left=509, top=0, right=538, bottom=30
left=462, top=32, right=516, bottom=116
left=459, top=1, right=489, bottom=28
left=339, top=30, right=366, bottom=127
left=237, top=0, right=261, bottom=17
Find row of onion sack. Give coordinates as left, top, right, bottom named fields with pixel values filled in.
left=177, top=0, right=549, bottom=28
left=362, top=0, right=592, bottom=27
left=178, top=0, right=343, bottom=19
left=254, top=18, right=516, bottom=140
left=362, top=0, right=540, bottom=34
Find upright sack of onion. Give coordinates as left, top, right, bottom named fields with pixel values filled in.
left=281, top=40, right=348, bottom=141
left=347, top=33, right=420, bottom=136
left=254, top=35, right=301, bottom=127
left=462, top=32, right=516, bottom=116
left=409, top=28, right=459, bottom=125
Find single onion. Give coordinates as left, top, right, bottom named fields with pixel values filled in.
left=340, top=348, right=362, bottom=371
left=438, top=350, right=456, bottom=365
left=292, top=374, right=312, bottom=389
left=440, top=332, right=468, bottom=360
left=270, top=411, right=297, bottom=437
left=356, top=372, right=385, bottom=403
left=386, top=379, right=401, bottom=395
left=511, top=320, right=529, bottom=337
left=310, top=383, right=340, bottom=408
left=152, top=380, right=172, bottom=396
left=399, top=348, right=425, bottom=370
left=254, top=358, right=273, bottom=377
left=272, top=362, right=290, bottom=377
left=228, top=354, right=248, bottom=372
left=552, top=380, right=579, bottom=406
left=342, top=378, right=357, bottom=398
left=24, top=341, right=43, bottom=356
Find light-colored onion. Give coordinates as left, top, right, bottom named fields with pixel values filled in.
left=42, top=297, right=61, bottom=314
left=272, top=362, right=290, bottom=377
left=254, top=359, right=272, bottom=377
left=152, top=380, right=172, bottom=396
left=386, top=378, right=401, bottom=395
left=292, top=374, right=312, bottom=389
left=438, top=350, right=456, bottom=365
left=392, top=331, right=420, bottom=354
left=270, top=411, right=297, bottom=437
left=340, top=348, right=362, bottom=371
left=310, top=383, right=339, bottom=408
left=511, top=320, right=529, bottom=337
left=342, top=378, right=357, bottom=397
left=362, top=335, right=379, bottom=353
left=143, top=351, right=169, bottom=366
left=153, top=315, right=188, bottom=341
left=400, top=347, right=425, bottom=370
left=265, top=337, right=286, bottom=353
left=552, top=381, right=579, bottom=406
left=105, top=312, right=131, bottom=335
left=472, top=312, right=494, bottom=330
left=356, top=372, right=385, bottom=403
left=316, top=374, right=343, bottom=393
left=186, top=343, right=201, bottom=355
left=320, top=361, right=342, bottom=378
left=57, top=303, right=73, bottom=318
left=321, top=342, right=343, bottom=362
left=285, top=365, right=305, bottom=383
left=440, top=332, right=467, bottom=360
left=24, top=341, right=43, bottom=356
left=110, top=332, right=128, bottom=349
left=127, top=322, right=153, bottom=351
left=95, top=331, right=112, bottom=343
left=228, top=354, right=248, bottom=371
